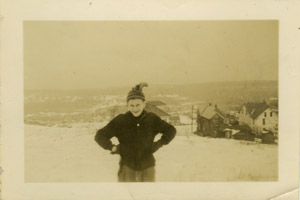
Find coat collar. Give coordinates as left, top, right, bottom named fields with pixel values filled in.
left=126, top=109, right=148, bottom=121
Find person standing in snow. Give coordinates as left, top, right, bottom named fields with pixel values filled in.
left=94, top=83, right=176, bottom=182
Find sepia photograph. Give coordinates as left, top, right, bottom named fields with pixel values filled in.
left=24, top=21, right=279, bottom=182
left=1, top=1, right=299, bottom=199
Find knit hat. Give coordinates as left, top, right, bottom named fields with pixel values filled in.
left=127, top=82, right=148, bottom=102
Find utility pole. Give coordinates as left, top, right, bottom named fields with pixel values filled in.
left=191, top=105, right=194, bottom=136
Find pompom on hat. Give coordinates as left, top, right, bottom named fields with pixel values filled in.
left=127, top=82, right=148, bottom=102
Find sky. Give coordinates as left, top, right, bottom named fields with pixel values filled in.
left=24, top=21, right=278, bottom=90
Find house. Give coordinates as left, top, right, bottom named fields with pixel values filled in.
left=238, top=101, right=278, bottom=134
left=145, top=101, right=171, bottom=122
left=228, top=111, right=239, bottom=125
left=146, top=101, right=171, bottom=113
left=268, top=100, right=278, bottom=139
left=196, top=103, right=229, bottom=137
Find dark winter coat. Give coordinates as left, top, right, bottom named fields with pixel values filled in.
left=95, top=110, right=176, bottom=170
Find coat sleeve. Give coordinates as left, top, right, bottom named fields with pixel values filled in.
left=94, top=115, right=121, bottom=151
left=154, top=114, right=176, bottom=145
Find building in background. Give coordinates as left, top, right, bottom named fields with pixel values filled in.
left=196, top=103, right=229, bottom=137
left=145, top=101, right=171, bottom=122
left=238, top=101, right=278, bottom=134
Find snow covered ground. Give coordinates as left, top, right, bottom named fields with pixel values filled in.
left=25, top=124, right=278, bottom=182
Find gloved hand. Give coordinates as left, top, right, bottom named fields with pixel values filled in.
left=110, top=144, right=120, bottom=155
left=152, top=140, right=163, bottom=153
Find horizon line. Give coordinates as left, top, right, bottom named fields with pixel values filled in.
left=24, top=79, right=278, bottom=91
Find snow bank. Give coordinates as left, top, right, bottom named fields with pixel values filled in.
left=156, top=136, right=277, bottom=181
left=179, top=115, right=192, bottom=125
left=25, top=124, right=277, bottom=182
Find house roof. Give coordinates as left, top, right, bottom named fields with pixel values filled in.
left=145, top=104, right=170, bottom=117
left=215, top=107, right=227, bottom=118
left=200, top=104, right=227, bottom=120
left=243, top=102, right=269, bottom=119
left=268, top=103, right=278, bottom=111
left=147, top=101, right=166, bottom=106
left=170, top=115, right=180, bottom=120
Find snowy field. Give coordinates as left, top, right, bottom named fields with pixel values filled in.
left=25, top=124, right=278, bottom=182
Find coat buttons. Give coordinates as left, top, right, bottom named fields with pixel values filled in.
left=137, top=123, right=140, bottom=127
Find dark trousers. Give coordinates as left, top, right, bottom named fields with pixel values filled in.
left=118, top=164, right=155, bottom=182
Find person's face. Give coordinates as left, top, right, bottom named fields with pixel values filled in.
left=127, top=99, right=146, bottom=117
